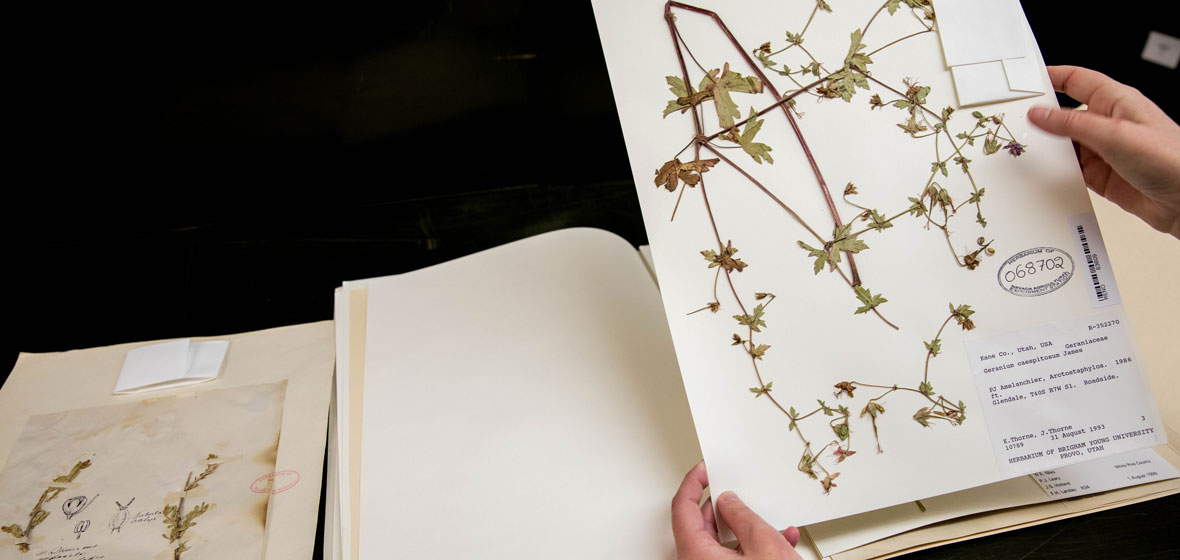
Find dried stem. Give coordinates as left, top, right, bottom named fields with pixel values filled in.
left=667, top=1, right=862, bottom=285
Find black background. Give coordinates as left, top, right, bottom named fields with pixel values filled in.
left=4, top=2, right=1178, bottom=558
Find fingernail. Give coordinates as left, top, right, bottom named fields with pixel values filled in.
left=718, top=490, right=739, bottom=503
left=1028, top=107, right=1051, bottom=122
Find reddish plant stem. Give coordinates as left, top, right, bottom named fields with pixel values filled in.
left=666, top=1, right=862, bottom=286
left=702, top=144, right=824, bottom=243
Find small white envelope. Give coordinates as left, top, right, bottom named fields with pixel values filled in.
left=114, top=339, right=229, bottom=394
left=937, top=0, right=1044, bottom=107
left=949, top=58, right=1042, bottom=107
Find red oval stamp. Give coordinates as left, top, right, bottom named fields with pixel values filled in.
left=251, top=470, right=300, bottom=494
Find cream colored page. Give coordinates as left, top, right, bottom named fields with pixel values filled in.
left=339, top=284, right=372, bottom=560
left=357, top=228, right=702, bottom=559
left=591, top=0, right=1160, bottom=529
left=324, top=375, right=340, bottom=560
left=0, top=322, right=335, bottom=560
left=0, top=383, right=284, bottom=559
left=331, top=288, right=353, bottom=560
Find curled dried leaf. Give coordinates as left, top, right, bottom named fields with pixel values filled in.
left=654, top=158, right=720, bottom=192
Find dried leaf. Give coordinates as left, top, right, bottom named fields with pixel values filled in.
left=798, top=240, right=830, bottom=274
left=867, top=209, right=892, bottom=232
left=733, top=304, right=768, bottom=332
left=662, top=76, right=692, bottom=118
left=951, top=303, right=976, bottom=330
left=749, top=381, right=773, bottom=397
left=701, top=239, right=748, bottom=272
left=832, top=421, right=850, bottom=440
left=736, top=107, right=774, bottom=164
left=853, top=286, right=887, bottom=315
left=924, top=338, right=942, bottom=356
left=654, top=158, right=720, bottom=192
left=834, top=381, right=856, bottom=398
left=697, top=64, right=763, bottom=129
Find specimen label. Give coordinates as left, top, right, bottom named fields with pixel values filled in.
left=1032, top=447, right=1179, bottom=499
left=964, top=310, right=1164, bottom=477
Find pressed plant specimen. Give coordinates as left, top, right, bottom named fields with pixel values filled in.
left=658, top=0, right=1027, bottom=491
left=1, top=460, right=92, bottom=553
left=162, top=454, right=221, bottom=560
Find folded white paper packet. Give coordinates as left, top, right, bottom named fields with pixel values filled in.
left=113, top=338, right=229, bottom=394
left=937, top=0, right=1043, bottom=107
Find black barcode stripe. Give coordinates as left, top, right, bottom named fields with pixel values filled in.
left=1076, top=224, right=1107, bottom=301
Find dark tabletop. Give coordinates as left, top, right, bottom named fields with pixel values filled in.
left=5, top=2, right=1177, bottom=558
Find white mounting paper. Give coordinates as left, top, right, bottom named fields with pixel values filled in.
left=591, top=0, right=1159, bottom=530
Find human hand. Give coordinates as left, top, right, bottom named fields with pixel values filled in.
left=1027, top=66, right=1180, bottom=239
left=671, top=462, right=802, bottom=559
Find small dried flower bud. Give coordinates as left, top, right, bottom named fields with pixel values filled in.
left=986, top=247, right=996, bottom=255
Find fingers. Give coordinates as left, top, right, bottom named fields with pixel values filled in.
left=716, top=491, right=792, bottom=556
left=1046, top=66, right=1166, bottom=123
left=1047, top=66, right=1111, bottom=106
left=782, top=526, right=801, bottom=548
left=671, top=462, right=716, bottom=553
left=1027, top=106, right=1127, bottom=155
left=701, top=497, right=718, bottom=541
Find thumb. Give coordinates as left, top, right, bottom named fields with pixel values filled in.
left=1027, top=106, right=1122, bottom=153
left=781, top=526, right=801, bottom=548
left=716, top=491, right=792, bottom=556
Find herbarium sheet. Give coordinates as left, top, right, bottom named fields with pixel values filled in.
left=0, top=382, right=285, bottom=559
left=591, top=0, right=1165, bottom=528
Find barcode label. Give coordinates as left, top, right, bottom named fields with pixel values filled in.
left=1076, top=225, right=1108, bottom=301
left=1070, top=213, right=1121, bottom=308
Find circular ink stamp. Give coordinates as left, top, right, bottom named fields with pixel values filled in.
left=251, top=470, right=300, bottom=494
left=997, top=247, right=1074, bottom=297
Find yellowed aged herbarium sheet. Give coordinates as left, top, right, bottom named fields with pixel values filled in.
left=0, top=322, right=334, bottom=560
left=0, top=383, right=285, bottom=559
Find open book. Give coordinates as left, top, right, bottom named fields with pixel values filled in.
left=327, top=190, right=1179, bottom=560
left=326, top=1, right=1180, bottom=558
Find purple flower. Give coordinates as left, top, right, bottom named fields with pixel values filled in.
left=1004, top=142, right=1025, bottom=157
